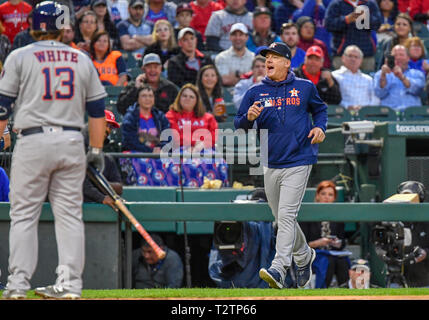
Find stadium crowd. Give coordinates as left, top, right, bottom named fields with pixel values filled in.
left=0, top=0, right=428, bottom=157
left=0, top=0, right=429, bottom=290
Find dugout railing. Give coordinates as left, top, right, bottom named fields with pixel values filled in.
left=1, top=202, right=429, bottom=289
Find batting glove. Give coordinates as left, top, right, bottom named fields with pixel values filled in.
left=87, top=146, right=105, bottom=173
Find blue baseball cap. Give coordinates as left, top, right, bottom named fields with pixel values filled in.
left=260, top=42, right=292, bottom=60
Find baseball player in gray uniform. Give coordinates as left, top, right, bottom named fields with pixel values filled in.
left=0, top=1, right=107, bottom=299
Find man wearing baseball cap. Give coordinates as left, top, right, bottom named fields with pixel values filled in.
left=293, top=45, right=342, bottom=105
left=174, top=2, right=204, bottom=51
left=247, top=7, right=281, bottom=53
left=215, top=22, right=254, bottom=88
left=83, top=110, right=123, bottom=209
left=117, top=0, right=153, bottom=58
left=339, top=259, right=375, bottom=289
left=117, top=53, right=179, bottom=114
left=167, top=27, right=213, bottom=87
left=235, top=42, right=327, bottom=289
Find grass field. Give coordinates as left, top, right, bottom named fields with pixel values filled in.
left=2, top=288, right=429, bottom=299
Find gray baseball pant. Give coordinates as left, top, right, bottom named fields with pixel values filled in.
left=264, top=165, right=312, bottom=279
left=6, top=129, right=86, bottom=294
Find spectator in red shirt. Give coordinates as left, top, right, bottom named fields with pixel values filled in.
left=165, top=83, right=218, bottom=152
left=0, top=0, right=32, bottom=45
left=397, top=0, right=410, bottom=13
left=409, top=0, right=429, bottom=24
left=189, top=0, right=224, bottom=41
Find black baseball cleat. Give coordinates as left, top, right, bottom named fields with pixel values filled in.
left=34, top=285, right=80, bottom=299
left=296, top=248, right=316, bottom=288
left=2, top=289, right=27, bottom=299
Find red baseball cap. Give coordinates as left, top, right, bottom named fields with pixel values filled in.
left=105, top=110, right=120, bottom=128
left=306, top=45, right=324, bottom=58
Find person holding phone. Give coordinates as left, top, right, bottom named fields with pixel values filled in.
left=374, top=44, right=425, bottom=111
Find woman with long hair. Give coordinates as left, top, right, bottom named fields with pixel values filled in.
left=166, top=83, right=218, bottom=153
left=90, top=0, right=120, bottom=50
left=377, top=12, right=415, bottom=69
left=196, top=64, right=226, bottom=122
left=299, top=180, right=350, bottom=288
left=143, top=19, right=179, bottom=69
left=90, top=30, right=127, bottom=86
left=376, top=0, right=399, bottom=42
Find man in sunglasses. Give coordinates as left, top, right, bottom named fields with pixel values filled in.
left=83, top=110, right=123, bottom=208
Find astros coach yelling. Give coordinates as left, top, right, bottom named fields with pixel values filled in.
left=234, top=42, right=327, bottom=289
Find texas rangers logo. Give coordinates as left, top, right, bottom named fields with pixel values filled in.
left=289, top=88, right=300, bottom=97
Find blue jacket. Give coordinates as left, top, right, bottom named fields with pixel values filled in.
left=234, top=72, right=327, bottom=169
left=121, top=103, right=171, bottom=152
left=325, top=0, right=382, bottom=57
left=208, top=221, right=276, bottom=288
left=292, top=0, right=333, bottom=55
left=0, top=167, right=9, bottom=202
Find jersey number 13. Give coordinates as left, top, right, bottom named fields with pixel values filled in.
left=42, top=67, right=74, bottom=100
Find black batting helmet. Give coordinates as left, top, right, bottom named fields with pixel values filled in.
left=397, top=180, right=426, bottom=203
left=33, top=1, right=65, bottom=32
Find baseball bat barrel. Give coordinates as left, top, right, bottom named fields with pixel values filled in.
left=114, top=200, right=166, bottom=259
left=87, top=165, right=166, bottom=259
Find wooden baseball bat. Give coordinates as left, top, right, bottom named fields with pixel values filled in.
left=87, top=165, right=166, bottom=259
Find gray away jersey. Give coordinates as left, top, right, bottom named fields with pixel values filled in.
left=204, top=10, right=253, bottom=51
left=0, top=40, right=107, bottom=130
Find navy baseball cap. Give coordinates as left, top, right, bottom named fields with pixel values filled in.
left=260, top=42, right=292, bottom=60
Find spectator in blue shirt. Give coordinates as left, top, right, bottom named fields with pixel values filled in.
left=0, top=166, right=9, bottom=202
left=122, top=85, right=171, bottom=153
left=117, top=0, right=154, bottom=59
left=325, top=0, right=382, bottom=72
left=292, top=0, right=333, bottom=55
left=273, top=0, right=303, bottom=33
left=374, top=44, right=425, bottom=111
left=280, top=22, right=306, bottom=69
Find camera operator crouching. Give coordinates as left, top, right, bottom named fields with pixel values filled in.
left=395, top=181, right=429, bottom=287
